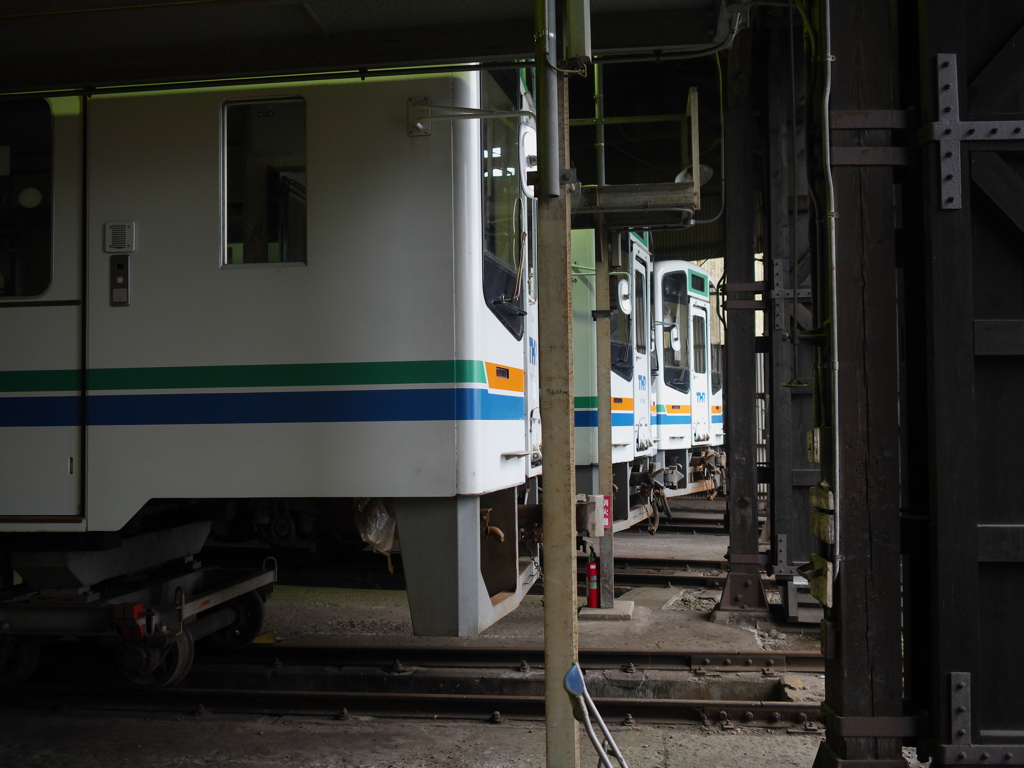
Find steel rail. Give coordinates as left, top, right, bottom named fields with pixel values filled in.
left=4, top=685, right=823, bottom=730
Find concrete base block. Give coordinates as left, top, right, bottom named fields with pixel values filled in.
left=578, top=600, right=635, bottom=621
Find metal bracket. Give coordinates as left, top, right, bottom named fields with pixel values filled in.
left=408, top=97, right=535, bottom=137
left=924, top=673, right=1024, bottom=765
left=922, top=55, right=1024, bottom=210
left=561, top=168, right=581, bottom=195
left=591, top=309, right=615, bottom=321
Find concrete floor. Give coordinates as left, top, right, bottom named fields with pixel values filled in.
left=1, top=532, right=831, bottom=768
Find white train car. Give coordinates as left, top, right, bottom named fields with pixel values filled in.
left=571, top=229, right=657, bottom=530
left=0, top=68, right=543, bottom=683
left=652, top=260, right=725, bottom=497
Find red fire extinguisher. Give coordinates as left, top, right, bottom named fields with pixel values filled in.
left=587, top=546, right=599, bottom=608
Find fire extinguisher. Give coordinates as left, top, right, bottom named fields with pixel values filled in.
left=587, top=546, right=599, bottom=608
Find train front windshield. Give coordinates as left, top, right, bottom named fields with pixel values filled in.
left=662, top=271, right=690, bottom=393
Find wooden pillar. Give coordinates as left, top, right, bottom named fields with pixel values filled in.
left=814, top=0, right=903, bottom=764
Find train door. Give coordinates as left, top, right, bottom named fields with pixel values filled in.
left=631, top=242, right=652, bottom=454
left=690, top=303, right=711, bottom=444
left=0, top=97, right=83, bottom=520
left=522, top=123, right=542, bottom=471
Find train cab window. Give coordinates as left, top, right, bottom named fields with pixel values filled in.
left=223, top=99, right=307, bottom=265
left=0, top=99, right=53, bottom=297
left=610, top=272, right=633, bottom=380
left=662, top=271, right=690, bottom=393
left=482, top=71, right=526, bottom=339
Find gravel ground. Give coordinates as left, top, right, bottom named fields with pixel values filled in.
left=0, top=709, right=826, bottom=768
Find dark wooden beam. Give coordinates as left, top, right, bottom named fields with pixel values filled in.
left=971, top=151, right=1024, bottom=239
left=813, top=0, right=903, bottom=764
left=967, top=22, right=1024, bottom=116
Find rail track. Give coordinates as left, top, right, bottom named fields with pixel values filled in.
left=7, top=643, right=824, bottom=731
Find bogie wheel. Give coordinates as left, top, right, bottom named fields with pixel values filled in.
left=119, top=627, right=195, bottom=688
left=204, top=590, right=265, bottom=650
left=0, top=636, right=41, bottom=685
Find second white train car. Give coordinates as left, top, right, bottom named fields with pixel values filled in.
left=572, top=229, right=658, bottom=529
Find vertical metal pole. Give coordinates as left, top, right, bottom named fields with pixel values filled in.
left=594, top=66, right=615, bottom=609
left=596, top=222, right=614, bottom=608
left=537, top=1, right=579, bottom=766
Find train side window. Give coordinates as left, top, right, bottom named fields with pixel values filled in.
left=0, top=99, right=53, bottom=297
left=482, top=70, right=526, bottom=339
left=634, top=268, right=647, bottom=355
left=693, top=313, right=707, bottom=374
left=223, top=99, right=307, bottom=266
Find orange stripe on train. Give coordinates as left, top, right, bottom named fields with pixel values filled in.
left=485, top=362, right=526, bottom=392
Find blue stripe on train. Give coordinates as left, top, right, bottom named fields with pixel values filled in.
left=0, top=389, right=524, bottom=427
left=653, top=414, right=692, bottom=426
left=574, top=411, right=634, bottom=428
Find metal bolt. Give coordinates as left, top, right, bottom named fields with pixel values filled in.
left=489, top=711, right=504, bottom=724
left=942, top=60, right=950, bottom=68
left=744, top=580, right=752, bottom=587
left=946, top=197, right=955, bottom=203
left=981, top=754, right=990, bottom=761
left=1015, top=127, right=1022, bottom=134
left=718, top=710, right=729, bottom=722
left=391, top=659, right=407, bottom=674
left=945, top=128, right=953, bottom=135
left=334, top=709, right=350, bottom=721
left=723, top=659, right=731, bottom=666
left=703, top=658, right=711, bottom=665
left=767, top=659, right=775, bottom=666
left=1005, top=753, right=1013, bottom=760
left=967, top=128, right=976, bottom=135
left=943, top=84, right=951, bottom=90
left=958, top=729, right=967, bottom=737
left=745, top=659, right=753, bottom=667
left=944, top=106, right=952, bottom=113
left=770, top=712, right=782, bottom=723
left=990, top=127, right=999, bottom=134
left=946, top=174, right=954, bottom=181
left=957, top=706, right=966, bottom=713
left=624, top=662, right=637, bottom=674
left=519, top=660, right=531, bottom=673
left=743, top=711, right=755, bottom=722
left=957, top=682, right=966, bottom=689
left=623, top=713, right=635, bottom=726
left=959, top=753, right=967, bottom=761
left=797, top=712, right=808, bottom=724
left=945, top=151, right=953, bottom=158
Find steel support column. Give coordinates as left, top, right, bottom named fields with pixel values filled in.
left=721, top=25, right=768, bottom=614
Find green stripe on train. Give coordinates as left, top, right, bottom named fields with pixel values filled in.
left=0, top=360, right=488, bottom=393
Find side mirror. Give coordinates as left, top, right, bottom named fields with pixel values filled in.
left=669, top=324, right=681, bottom=352
left=616, top=278, right=632, bottom=316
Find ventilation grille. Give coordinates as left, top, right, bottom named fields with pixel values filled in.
left=105, top=221, right=136, bottom=253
